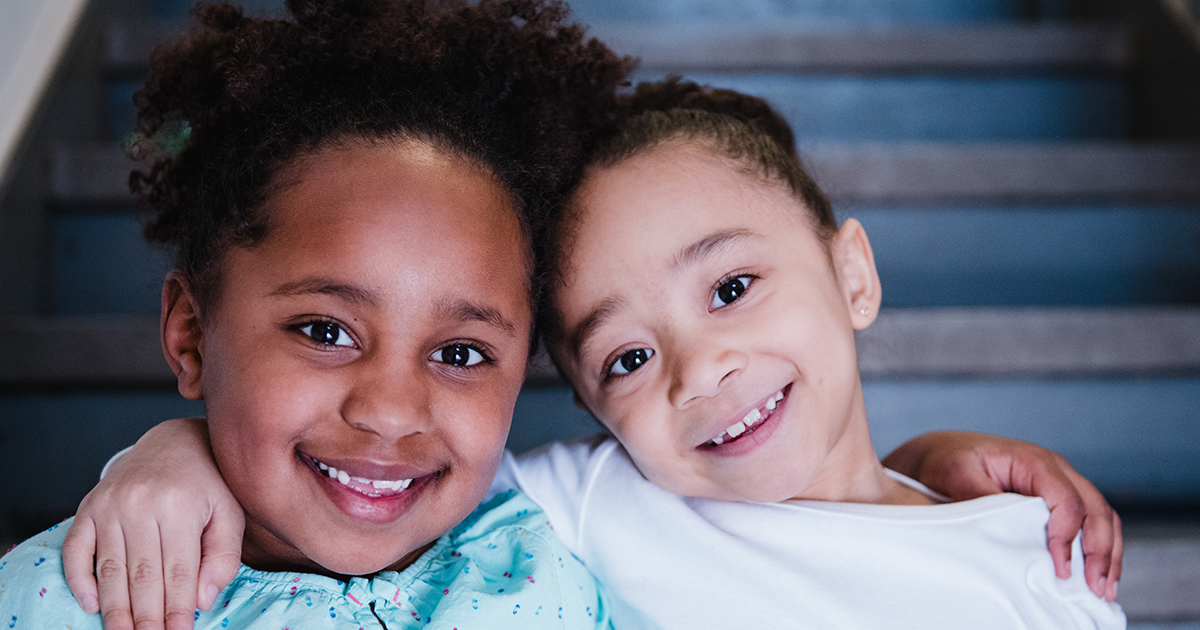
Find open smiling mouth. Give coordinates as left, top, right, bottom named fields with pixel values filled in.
left=705, top=384, right=791, bottom=447
left=303, top=454, right=416, bottom=498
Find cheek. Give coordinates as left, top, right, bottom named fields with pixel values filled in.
left=443, top=380, right=519, bottom=465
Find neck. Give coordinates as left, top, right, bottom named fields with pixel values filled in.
left=788, top=385, right=935, bottom=506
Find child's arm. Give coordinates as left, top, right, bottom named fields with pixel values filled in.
left=65, top=424, right=1122, bottom=629
left=882, top=430, right=1121, bottom=603
left=62, top=418, right=243, bottom=630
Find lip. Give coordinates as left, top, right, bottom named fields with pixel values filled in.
left=299, top=451, right=438, bottom=525
left=697, top=383, right=791, bottom=456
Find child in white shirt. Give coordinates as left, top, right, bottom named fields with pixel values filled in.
left=499, top=78, right=1125, bottom=628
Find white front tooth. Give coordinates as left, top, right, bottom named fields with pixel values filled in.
left=327, top=466, right=339, bottom=479
left=726, top=421, right=746, bottom=438
left=765, top=397, right=776, bottom=410
left=399, top=478, right=412, bottom=490
left=774, top=390, right=784, bottom=402
left=711, top=436, right=725, bottom=446
left=744, top=408, right=762, bottom=425
left=372, top=479, right=390, bottom=489
left=337, top=470, right=350, bottom=485
left=317, top=461, right=329, bottom=471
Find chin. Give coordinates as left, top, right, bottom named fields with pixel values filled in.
left=313, top=549, right=406, bottom=577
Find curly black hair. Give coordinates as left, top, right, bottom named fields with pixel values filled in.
left=129, top=0, right=633, bottom=312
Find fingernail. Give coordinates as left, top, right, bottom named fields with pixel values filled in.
left=1109, top=581, right=1119, bottom=601
left=1095, top=577, right=1107, bottom=597
left=82, top=593, right=98, bottom=612
left=204, top=584, right=219, bottom=609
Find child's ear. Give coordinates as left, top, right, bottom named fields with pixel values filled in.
left=161, top=270, right=205, bottom=400
left=832, top=218, right=882, bottom=331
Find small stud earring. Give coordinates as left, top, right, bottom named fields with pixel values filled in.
left=859, top=306, right=872, bottom=317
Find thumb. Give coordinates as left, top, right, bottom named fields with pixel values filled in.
left=195, top=500, right=244, bottom=610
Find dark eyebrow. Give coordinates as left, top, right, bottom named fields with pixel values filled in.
left=568, top=296, right=625, bottom=358
left=269, top=277, right=379, bottom=306
left=672, top=229, right=757, bottom=272
left=436, top=298, right=519, bottom=337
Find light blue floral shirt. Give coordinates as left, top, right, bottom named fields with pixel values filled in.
left=0, top=490, right=609, bottom=629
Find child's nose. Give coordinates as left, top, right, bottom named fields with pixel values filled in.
left=339, top=362, right=433, bottom=439
left=666, top=341, right=747, bottom=409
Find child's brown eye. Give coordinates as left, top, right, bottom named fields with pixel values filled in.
left=610, top=348, right=653, bottom=376
left=712, top=275, right=752, bottom=309
left=434, top=343, right=486, bottom=367
left=300, top=321, right=353, bottom=347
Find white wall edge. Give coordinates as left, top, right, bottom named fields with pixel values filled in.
left=0, top=0, right=91, bottom=192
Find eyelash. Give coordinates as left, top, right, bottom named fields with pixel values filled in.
left=710, top=272, right=757, bottom=310
left=430, top=342, right=494, bottom=370
left=294, top=318, right=356, bottom=349
left=603, top=347, right=654, bottom=382
left=293, top=319, right=494, bottom=370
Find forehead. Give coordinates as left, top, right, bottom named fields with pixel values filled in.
left=274, top=141, right=519, bottom=244
left=230, top=141, right=530, bottom=314
left=563, top=143, right=797, bottom=280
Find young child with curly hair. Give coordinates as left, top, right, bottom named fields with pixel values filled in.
left=37, top=6, right=1123, bottom=629
left=0, top=0, right=629, bottom=627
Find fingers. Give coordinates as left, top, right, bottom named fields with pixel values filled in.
left=1039, top=471, right=1086, bottom=582
left=123, top=518, right=170, bottom=630
left=1106, top=512, right=1123, bottom=602
left=94, top=517, right=136, bottom=630
left=62, top=515, right=100, bottom=614
left=162, top=518, right=203, bottom=630
left=195, top=500, right=244, bottom=611
left=1072, top=467, right=1119, bottom=601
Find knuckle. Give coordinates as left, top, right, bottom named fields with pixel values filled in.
left=101, top=607, right=134, bottom=630
left=165, top=561, right=196, bottom=585
left=164, top=609, right=194, bottom=630
left=133, top=612, right=165, bottom=630
left=97, top=557, right=127, bottom=580
left=130, top=558, right=161, bottom=586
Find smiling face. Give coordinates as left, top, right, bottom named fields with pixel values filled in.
left=552, top=141, right=887, bottom=504
left=170, top=140, right=531, bottom=576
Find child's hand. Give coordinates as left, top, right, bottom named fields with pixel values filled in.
left=882, top=430, right=1121, bottom=603
left=62, top=418, right=244, bottom=630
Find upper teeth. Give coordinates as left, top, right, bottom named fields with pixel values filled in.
left=316, top=460, right=413, bottom=491
left=710, top=390, right=785, bottom=446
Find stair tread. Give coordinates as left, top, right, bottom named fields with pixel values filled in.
left=806, top=142, right=1200, bottom=202
left=598, top=22, right=1131, bottom=71
left=1120, top=527, right=1200, bottom=620
left=105, top=20, right=1130, bottom=73
left=51, top=142, right=1200, bottom=204
left=6, top=307, right=1198, bottom=386
left=523, top=306, right=1200, bottom=385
